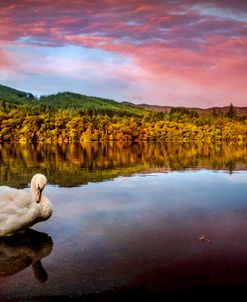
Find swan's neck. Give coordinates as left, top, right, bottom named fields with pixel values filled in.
left=30, top=176, right=53, bottom=220
left=31, top=177, right=41, bottom=203
left=38, top=196, right=53, bottom=221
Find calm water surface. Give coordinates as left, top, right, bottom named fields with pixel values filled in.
left=1, top=142, right=247, bottom=301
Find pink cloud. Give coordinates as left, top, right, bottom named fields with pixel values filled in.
left=0, top=50, right=10, bottom=67
left=0, top=0, right=247, bottom=106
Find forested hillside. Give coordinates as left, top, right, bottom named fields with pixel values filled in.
left=0, top=84, right=35, bottom=104
left=0, top=84, right=247, bottom=142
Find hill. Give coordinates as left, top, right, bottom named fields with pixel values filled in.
left=38, top=92, right=147, bottom=116
left=0, top=84, right=148, bottom=117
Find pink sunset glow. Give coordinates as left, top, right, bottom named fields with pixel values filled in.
left=0, top=0, right=246, bottom=107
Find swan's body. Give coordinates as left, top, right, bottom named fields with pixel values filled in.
left=0, top=174, right=53, bottom=237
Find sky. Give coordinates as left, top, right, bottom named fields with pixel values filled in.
left=0, top=0, right=247, bottom=108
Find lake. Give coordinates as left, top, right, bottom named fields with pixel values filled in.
left=1, top=142, right=247, bottom=301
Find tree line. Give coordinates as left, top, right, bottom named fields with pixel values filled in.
left=0, top=89, right=246, bottom=142
left=1, top=109, right=246, bottom=143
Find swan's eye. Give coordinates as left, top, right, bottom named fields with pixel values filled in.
left=37, top=182, right=45, bottom=191
left=36, top=182, right=41, bottom=190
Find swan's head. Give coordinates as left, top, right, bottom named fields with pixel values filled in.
left=31, top=174, right=47, bottom=203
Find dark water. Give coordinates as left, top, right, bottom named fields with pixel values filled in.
left=1, top=142, right=247, bottom=301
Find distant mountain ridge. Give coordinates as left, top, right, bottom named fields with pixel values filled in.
left=122, top=102, right=247, bottom=115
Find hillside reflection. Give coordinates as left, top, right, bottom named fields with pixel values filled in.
left=1, top=142, right=247, bottom=188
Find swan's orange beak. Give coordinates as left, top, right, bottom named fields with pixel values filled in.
left=36, top=189, right=42, bottom=203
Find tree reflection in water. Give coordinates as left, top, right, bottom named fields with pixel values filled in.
left=0, top=141, right=247, bottom=188
left=0, top=229, right=53, bottom=282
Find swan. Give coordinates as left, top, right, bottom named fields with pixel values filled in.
left=0, top=174, right=53, bottom=237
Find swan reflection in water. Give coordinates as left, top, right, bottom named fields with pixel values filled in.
left=0, top=229, right=53, bottom=282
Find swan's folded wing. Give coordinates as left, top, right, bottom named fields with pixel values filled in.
left=0, top=187, right=32, bottom=206
left=0, top=188, right=39, bottom=236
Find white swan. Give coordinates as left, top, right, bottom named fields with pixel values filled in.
left=0, top=174, right=53, bottom=236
